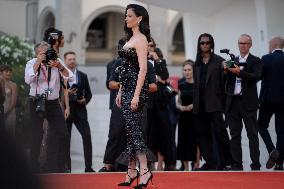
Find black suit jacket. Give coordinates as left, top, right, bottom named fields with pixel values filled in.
left=225, top=53, right=262, bottom=112
left=259, top=50, right=284, bottom=103
left=69, top=70, right=92, bottom=105
left=193, top=54, right=226, bottom=113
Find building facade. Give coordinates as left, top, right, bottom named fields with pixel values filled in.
left=0, top=0, right=284, bottom=65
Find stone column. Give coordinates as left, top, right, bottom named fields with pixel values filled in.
left=254, top=0, right=268, bottom=55
left=55, top=0, right=83, bottom=64
left=148, top=5, right=169, bottom=62
left=26, top=0, right=39, bottom=43
left=182, top=13, right=195, bottom=60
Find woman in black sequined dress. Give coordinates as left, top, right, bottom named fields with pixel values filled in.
left=115, top=4, right=155, bottom=189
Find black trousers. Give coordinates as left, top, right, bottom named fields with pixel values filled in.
left=227, top=97, right=260, bottom=169
left=258, top=102, right=284, bottom=164
left=0, top=105, right=4, bottom=132
left=29, top=98, right=68, bottom=173
left=103, top=104, right=126, bottom=165
left=66, top=102, right=93, bottom=170
left=147, top=105, right=177, bottom=165
left=195, top=109, right=232, bottom=169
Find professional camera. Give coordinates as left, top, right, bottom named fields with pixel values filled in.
left=35, top=93, right=47, bottom=118
left=163, top=82, right=177, bottom=102
left=220, top=49, right=236, bottom=68
left=43, top=33, right=58, bottom=65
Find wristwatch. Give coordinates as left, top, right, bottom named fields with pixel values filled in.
left=58, top=66, right=65, bottom=72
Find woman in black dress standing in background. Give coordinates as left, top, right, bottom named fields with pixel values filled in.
left=176, top=60, right=200, bottom=171
left=116, top=4, right=155, bottom=189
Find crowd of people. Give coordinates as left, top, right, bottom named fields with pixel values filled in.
left=0, top=4, right=283, bottom=185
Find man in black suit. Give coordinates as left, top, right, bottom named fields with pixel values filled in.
left=64, top=51, right=94, bottom=172
left=258, top=36, right=284, bottom=170
left=224, top=34, right=262, bottom=170
left=193, top=33, right=231, bottom=170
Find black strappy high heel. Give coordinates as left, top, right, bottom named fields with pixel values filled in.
left=133, top=169, right=153, bottom=189
left=118, top=168, right=140, bottom=186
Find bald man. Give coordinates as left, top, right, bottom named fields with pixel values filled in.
left=225, top=34, right=262, bottom=170
left=259, top=36, right=284, bottom=170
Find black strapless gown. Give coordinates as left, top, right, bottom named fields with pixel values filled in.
left=116, top=48, right=156, bottom=165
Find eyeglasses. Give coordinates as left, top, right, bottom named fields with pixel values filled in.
left=200, top=41, right=211, bottom=45
left=148, top=44, right=155, bottom=47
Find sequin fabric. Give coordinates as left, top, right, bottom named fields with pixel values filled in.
left=116, top=47, right=156, bottom=165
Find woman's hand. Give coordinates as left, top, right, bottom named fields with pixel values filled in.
left=64, top=107, right=70, bottom=120
left=116, top=92, right=122, bottom=108
left=131, top=95, right=139, bottom=111
left=186, top=104, right=193, bottom=112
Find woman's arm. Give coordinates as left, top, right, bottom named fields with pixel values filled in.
left=131, top=38, right=148, bottom=110
left=63, top=80, right=70, bottom=119
left=5, top=83, right=17, bottom=115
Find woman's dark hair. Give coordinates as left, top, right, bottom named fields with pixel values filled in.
left=154, top=47, right=163, bottom=59
left=195, top=33, right=215, bottom=64
left=0, top=64, right=12, bottom=72
left=124, top=4, right=151, bottom=42
left=43, top=27, right=63, bottom=46
left=117, top=37, right=127, bottom=51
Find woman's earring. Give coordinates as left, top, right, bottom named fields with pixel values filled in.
left=138, top=21, right=140, bottom=25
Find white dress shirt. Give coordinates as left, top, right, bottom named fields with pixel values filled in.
left=234, top=53, right=249, bottom=95
left=25, top=58, right=73, bottom=100
left=68, top=69, right=78, bottom=87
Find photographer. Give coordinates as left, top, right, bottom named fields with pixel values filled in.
left=147, top=38, right=177, bottom=171
left=64, top=51, right=94, bottom=173
left=223, top=34, right=262, bottom=170
left=25, top=28, right=73, bottom=172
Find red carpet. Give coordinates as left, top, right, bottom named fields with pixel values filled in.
left=41, top=172, right=284, bottom=189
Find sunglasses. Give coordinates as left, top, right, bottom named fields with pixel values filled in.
left=148, top=44, right=155, bottom=47
left=200, top=41, right=211, bottom=45
left=238, top=42, right=250, bottom=45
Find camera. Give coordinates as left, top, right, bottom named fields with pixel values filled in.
left=35, top=93, right=47, bottom=118
left=220, top=49, right=236, bottom=68
left=43, top=33, right=58, bottom=65
left=163, top=82, right=177, bottom=102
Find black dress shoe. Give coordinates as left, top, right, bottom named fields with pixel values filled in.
left=274, top=164, right=284, bottom=171
left=98, top=167, right=111, bottom=172
left=266, top=149, right=280, bottom=169
left=195, top=163, right=216, bottom=171
left=85, top=167, right=95, bottom=172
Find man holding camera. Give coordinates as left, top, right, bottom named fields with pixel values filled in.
left=224, top=34, right=262, bottom=170
left=25, top=28, right=73, bottom=173
left=64, top=51, right=94, bottom=173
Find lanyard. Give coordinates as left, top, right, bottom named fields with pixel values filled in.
left=36, top=65, right=51, bottom=97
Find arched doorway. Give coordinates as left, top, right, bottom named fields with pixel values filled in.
left=85, top=11, right=124, bottom=64
left=171, top=19, right=185, bottom=65
left=37, top=7, right=55, bottom=42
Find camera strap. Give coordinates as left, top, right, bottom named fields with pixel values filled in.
left=35, top=65, right=50, bottom=98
